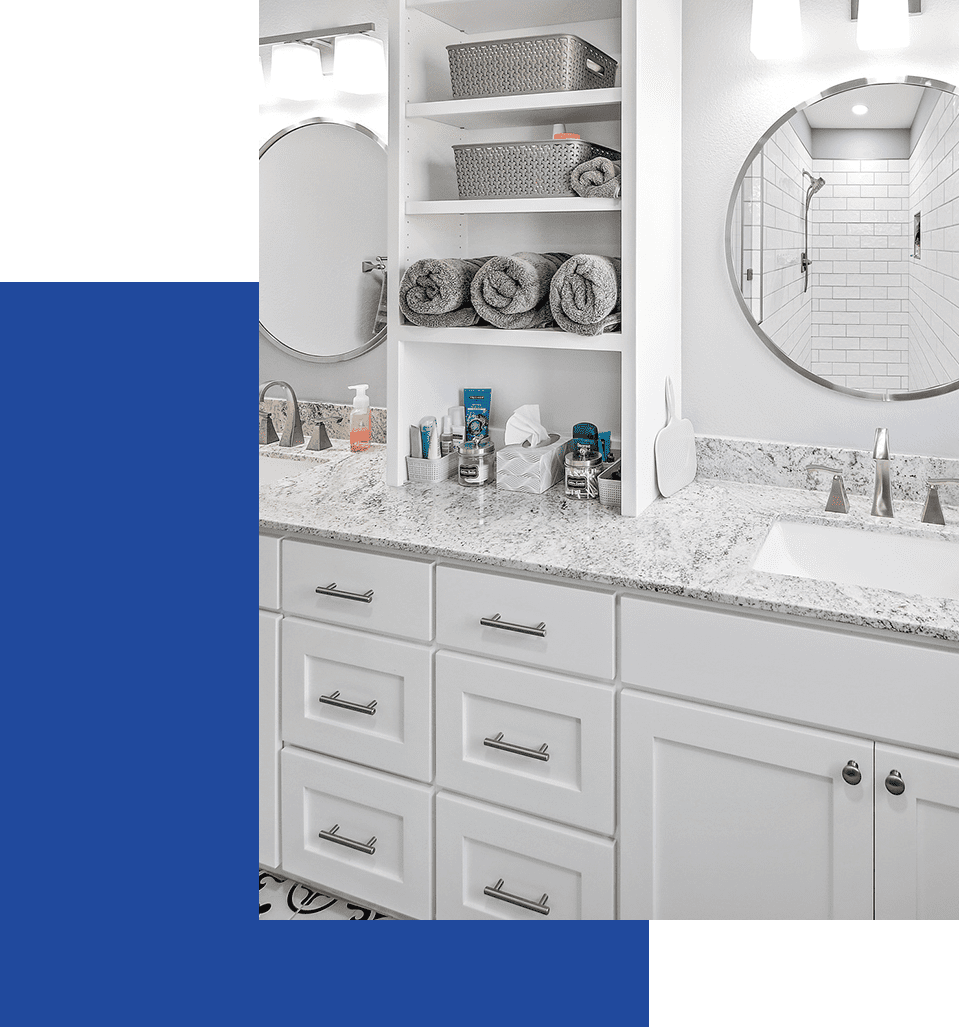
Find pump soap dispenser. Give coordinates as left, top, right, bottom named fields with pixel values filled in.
left=348, top=384, right=371, bottom=452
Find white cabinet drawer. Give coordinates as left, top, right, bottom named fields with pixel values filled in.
left=282, top=618, right=433, bottom=783
left=259, top=535, right=280, bottom=610
left=435, top=651, right=614, bottom=833
left=620, top=594, right=959, bottom=756
left=281, top=747, right=432, bottom=920
left=282, top=540, right=433, bottom=641
left=435, top=793, right=615, bottom=920
left=435, top=565, right=615, bottom=679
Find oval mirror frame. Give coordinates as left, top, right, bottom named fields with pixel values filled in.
left=725, top=75, right=959, bottom=402
left=259, top=117, right=388, bottom=364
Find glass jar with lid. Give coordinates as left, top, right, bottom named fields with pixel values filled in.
left=455, top=437, right=496, bottom=486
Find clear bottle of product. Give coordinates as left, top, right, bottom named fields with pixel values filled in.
left=348, top=384, right=371, bottom=452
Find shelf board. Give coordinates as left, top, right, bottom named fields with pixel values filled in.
left=397, top=325, right=623, bottom=352
left=406, top=197, right=621, bottom=214
left=407, top=88, right=621, bottom=129
left=408, top=0, right=621, bottom=34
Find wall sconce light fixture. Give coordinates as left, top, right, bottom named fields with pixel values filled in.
left=334, top=34, right=387, bottom=94
left=259, top=23, right=385, bottom=101
left=750, top=0, right=803, bottom=60
left=852, top=0, right=918, bottom=52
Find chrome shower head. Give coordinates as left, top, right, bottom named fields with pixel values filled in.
left=803, top=170, right=826, bottom=199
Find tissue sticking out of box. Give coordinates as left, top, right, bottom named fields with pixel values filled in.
left=504, top=405, right=551, bottom=447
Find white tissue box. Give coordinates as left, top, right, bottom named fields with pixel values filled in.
left=496, top=434, right=569, bottom=494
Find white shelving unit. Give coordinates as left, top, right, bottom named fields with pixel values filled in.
left=387, top=0, right=682, bottom=515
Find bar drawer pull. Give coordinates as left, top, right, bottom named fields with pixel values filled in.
left=318, top=824, right=377, bottom=855
left=315, top=582, right=374, bottom=603
left=483, top=878, right=550, bottom=916
left=318, top=691, right=377, bottom=716
left=480, top=613, right=546, bottom=637
left=484, top=732, right=549, bottom=762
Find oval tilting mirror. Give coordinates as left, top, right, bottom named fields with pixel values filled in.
left=259, top=118, right=388, bottom=362
left=726, top=77, right=959, bottom=401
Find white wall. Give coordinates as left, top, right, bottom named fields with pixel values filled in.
left=259, top=0, right=390, bottom=406
left=683, top=0, right=959, bottom=457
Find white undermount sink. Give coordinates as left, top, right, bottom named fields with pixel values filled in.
left=751, top=519, right=959, bottom=600
left=259, top=455, right=316, bottom=486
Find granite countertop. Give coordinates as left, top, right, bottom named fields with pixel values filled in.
left=259, top=441, right=959, bottom=644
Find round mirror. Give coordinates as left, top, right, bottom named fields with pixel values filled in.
left=259, top=118, right=388, bottom=362
left=726, top=77, right=959, bottom=401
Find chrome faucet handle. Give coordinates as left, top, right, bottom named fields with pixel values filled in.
left=259, top=407, right=279, bottom=446
left=258, top=380, right=304, bottom=448
left=806, top=464, right=850, bottom=514
left=921, top=478, right=959, bottom=526
left=305, top=421, right=333, bottom=452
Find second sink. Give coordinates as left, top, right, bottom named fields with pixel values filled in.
left=751, top=519, right=959, bottom=600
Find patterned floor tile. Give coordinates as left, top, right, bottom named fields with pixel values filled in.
left=259, top=870, right=398, bottom=920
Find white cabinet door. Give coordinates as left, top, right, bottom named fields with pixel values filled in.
left=259, top=611, right=281, bottom=868
left=875, top=744, right=959, bottom=920
left=435, top=651, right=614, bottom=833
left=620, top=690, right=874, bottom=920
left=435, top=793, right=615, bottom=920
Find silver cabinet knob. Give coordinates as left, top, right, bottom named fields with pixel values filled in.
left=885, top=770, right=905, bottom=795
left=841, top=760, right=862, bottom=785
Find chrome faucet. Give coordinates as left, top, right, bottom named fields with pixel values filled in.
left=871, top=427, right=893, bottom=518
left=921, top=479, right=959, bottom=525
left=259, top=380, right=304, bottom=447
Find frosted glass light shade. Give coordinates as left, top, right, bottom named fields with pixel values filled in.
left=857, top=0, right=910, bottom=51
left=750, top=0, right=802, bottom=59
left=271, top=42, right=324, bottom=100
left=259, top=56, right=272, bottom=104
left=334, top=34, right=386, bottom=94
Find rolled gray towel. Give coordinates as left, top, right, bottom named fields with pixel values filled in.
left=470, top=252, right=571, bottom=330
left=399, top=257, right=492, bottom=327
left=570, top=157, right=622, bottom=199
left=549, top=254, right=622, bottom=336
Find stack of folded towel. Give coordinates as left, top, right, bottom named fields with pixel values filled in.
left=399, top=251, right=622, bottom=336
left=570, top=156, right=622, bottom=199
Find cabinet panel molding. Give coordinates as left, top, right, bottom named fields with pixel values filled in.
left=874, top=744, right=959, bottom=920
left=620, top=690, right=874, bottom=920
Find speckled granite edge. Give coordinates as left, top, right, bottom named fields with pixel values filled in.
left=260, top=398, right=386, bottom=444
left=696, top=434, right=959, bottom=504
left=259, top=442, right=959, bottom=644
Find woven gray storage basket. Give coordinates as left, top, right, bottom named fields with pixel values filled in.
left=447, top=33, right=617, bottom=99
left=452, top=138, right=621, bottom=200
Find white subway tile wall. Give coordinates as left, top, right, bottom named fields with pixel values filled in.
left=758, top=122, right=812, bottom=369
left=808, top=158, right=911, bottom=390
left=909, top=91, right=959, bottom=392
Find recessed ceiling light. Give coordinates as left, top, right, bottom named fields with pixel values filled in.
left=852, top=104, right=869, bottom=115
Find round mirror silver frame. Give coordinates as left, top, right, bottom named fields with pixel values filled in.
left=725, top=75, right=959, bottom=402
left=259, top=117, right=388, bottom=363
